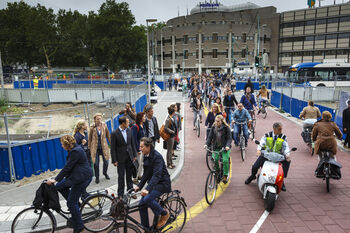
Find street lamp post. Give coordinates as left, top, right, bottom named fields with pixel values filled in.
left=161, top=27, right=163, bottom=84
left=146, top=19, right=157, bottom=103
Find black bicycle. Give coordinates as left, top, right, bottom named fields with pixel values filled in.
left=205, top=148, right=228, bottom=205
left=107, top=189, right=187, bottom=233
left=235, top=121, right=247, bottom=161
left=11, top=186, right=113, bottom=233
left=315, top=150, right=342, bottom=192
left=248, top=110, right=256, bottom=140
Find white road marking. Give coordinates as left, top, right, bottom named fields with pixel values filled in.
left=249, top=210, right=270, bottom=233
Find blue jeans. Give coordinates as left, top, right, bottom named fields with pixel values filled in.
left=56, top=177, right=92, bottom=230
left=139, top=190, right=165, bottom=228
left=233, top=123, right=249, bottom=145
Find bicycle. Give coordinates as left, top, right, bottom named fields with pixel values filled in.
left=182, top=84, right=187, bottom=97
left=235, top=121, right=247, bottom=161
left=193, top=108, right=201, bottom=137
left=204, top=148, right=228, bottom=205
left=107, top=189, right=187, bottom=233
left=258, top=100, right=268, bottom=119
left=11, top=184, right=114, bottom=233
left=248, top=110, right=256, bottom=140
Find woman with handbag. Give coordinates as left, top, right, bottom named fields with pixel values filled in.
left=165, top=106, right=176, bottom=169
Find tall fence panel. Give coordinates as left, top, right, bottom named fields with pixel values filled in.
left=271, top=91, right=281, bottom=108
left=0, top=148, right=10, bottom=182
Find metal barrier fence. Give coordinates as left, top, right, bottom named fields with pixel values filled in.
left=0, top=94, right=148, bottom=182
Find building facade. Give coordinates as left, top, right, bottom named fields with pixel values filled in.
left=279, top=3, right=350, bottom=72
left=151, top=2, right=280, bottom=75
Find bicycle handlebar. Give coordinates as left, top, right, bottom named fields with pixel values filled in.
left=205, top=147, right=225, bottom=153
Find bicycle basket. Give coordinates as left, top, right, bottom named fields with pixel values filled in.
left=109, top=198, right=127, bottom=220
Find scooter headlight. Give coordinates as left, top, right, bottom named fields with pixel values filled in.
left=268, top=175, right=276, bottom=183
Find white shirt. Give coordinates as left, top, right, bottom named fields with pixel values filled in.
left=119, top=127, right=127, bottom=143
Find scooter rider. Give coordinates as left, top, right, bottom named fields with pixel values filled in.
left=245, top=122, right=291, bottom=192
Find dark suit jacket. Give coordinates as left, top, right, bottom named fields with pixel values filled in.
left=223, top=94, right=238, bottom=108
left=144, top=116, right=160, bottom=140
left=343, top=108, right=350, bottom=131
left=138, top=149, right=171, bottom=193
left=55, top=145, right=93, bottom=184
left=111, top=127, right=137, bottom=163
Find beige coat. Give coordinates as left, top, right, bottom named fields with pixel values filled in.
left=299, top=106, right=321, bottom=119
left=312, top=120, right=342, bottom=155
left=88, top=123, right=111, bottom=164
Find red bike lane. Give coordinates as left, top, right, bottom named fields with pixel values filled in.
left=172, top=101, right=350, bottom=233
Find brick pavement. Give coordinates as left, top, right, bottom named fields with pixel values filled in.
left=172, top=101, right=350, bottom=233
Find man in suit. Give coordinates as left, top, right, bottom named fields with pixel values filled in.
left=111, top=116, right=138, bottom=198
left=143, top=104, right=160, bottom=145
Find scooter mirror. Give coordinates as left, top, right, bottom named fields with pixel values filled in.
left=254, top=140, right=260, bottom=145
left=291, top=147, right=297, bottom=151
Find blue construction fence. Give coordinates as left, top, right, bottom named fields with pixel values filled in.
left=0, top=94, right=148, bottom=182
left=13, top=80, right=167, bottom=91
left=270, top=90, right=345, bottom=136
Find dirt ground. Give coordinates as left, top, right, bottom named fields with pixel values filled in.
left=0, top=102, right=123, bottom=136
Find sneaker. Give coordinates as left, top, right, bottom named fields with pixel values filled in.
left=223, top=175, right=228, bottom=184
left=95, top=177, right=100, bottom=184
left=156, top=212, right=170, bottom=229
left=104, top=174, right=110, bottom=180
left=281, top=183, right=286, bottom=192
left=244, top=175, right=256, bottom=185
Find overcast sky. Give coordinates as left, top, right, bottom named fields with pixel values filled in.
left=1, top=0, right=348, bottom=25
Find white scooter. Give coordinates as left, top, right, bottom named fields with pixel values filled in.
left=255, top=140, right=297, bottom=212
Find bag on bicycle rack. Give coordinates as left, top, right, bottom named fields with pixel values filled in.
left=109, top=198, right=127, bottom=220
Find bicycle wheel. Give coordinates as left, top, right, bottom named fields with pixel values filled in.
left=197, top=118, right=200, bottom=138
left=11, top=207, right=55, bottom=233
left=206, top=150, right=215, bottom=171
left=251, top=120, right=255, bottom=140
left=205, top=171, right=217, bottom=205
left=262, top=107, right=267, bottom=119
left=162, top=197, right=187, bottom=232
left=325, top=164, right=330, bottom=193
left=80, top=193, right=114, bottom=232
left=240, top=135, right=246, bottom=161
left=107, top=223, right=141, bottom=233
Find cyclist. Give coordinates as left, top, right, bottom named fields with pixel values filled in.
left=192, top=92, right=204, bottom=129
left=299, top=100, right=321, bottom=131
left=181, top=78, right=187, bottom=94
left=205, top=103, right=222, bottom=138
left=256, top=85, right=269, bottom=114
left=47, top=135, right=93, bottom=233
left=205, top=115, right=232, bottom=184
left=208, top=85, right=219, bottom=108
left=232, top=103, right=252, bottom=147
left=135, top=137, right=171, bottom=230
left=223, top=89, right=238, bottom=122
left=240, top=86, right=257, bottom=112
left=245, top=122, right=291, bottom=192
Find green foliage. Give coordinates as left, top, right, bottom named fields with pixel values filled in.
left=0, top=0, right=147, bottom=70
left=0, top=98, right=8, bottom=114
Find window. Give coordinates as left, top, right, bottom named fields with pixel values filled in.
left=196, top=49, right=199, bottom=59
left=196, top=34, right=199, bottom=43
left=338, top=33, right=350, bottom=39
left=315, top=35, right=326, bottom=40
left=305, top=36, right=314, bottom=41
left=226, top=49, right=228, bottom=58
left=212, top=33, right=218, bottom=43
left=326, top=34, right=337, bottom=40
left=340, top=16, right=350, bottom=22
left=327, top=18, right=339, bottom=24
left=294, top=21, right=305, bottom=27
left=202, top=49, right=204, bottom=58
left=184, top=50, right=188, bottom=59
left=192, top=22, right=196, bottom=26
left=184, top=35, right=188, bottom=44
left=241, top=49, right=246, bottom=58
left=242, top=33, right=247, bottom=42
left=306, top=20, right=315, bottom=26
left=211, top=21, right=216, bottom=24
left=316, top=19, right=326, bottom=25
left=213, top=49, right=218, bottom=58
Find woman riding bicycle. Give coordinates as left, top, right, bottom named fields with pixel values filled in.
left=256, top=85, right=269, bottom=114
left=205, top=115, right=232, bottom=184
left=192, top=92, right=204, bottom=129
left=47, top=135, right=93, bottom=233
left=205, top=103, right=222, bottom=138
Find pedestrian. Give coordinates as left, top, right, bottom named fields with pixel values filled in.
left=111, top=116, right=138, bottom=198
left=47, top=135, right=92, bottom=233
left=143, top=104, right=160, bottom=145
left=174, top=78, right=178, bottom=90
left=73, top=120, right=90, bottom=199
left=165, top=106, right=176, bottom=169
left=343, top=100, right=350, bottom=149
left=174, top=103, right=182, bottom=151
left=168, top=77, right=172, bottom=90
left=88, top=113, right=111, bottom=184
left=119, top=102, right=136, bottom=126
left=131, top=112, right=146, bottom=184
